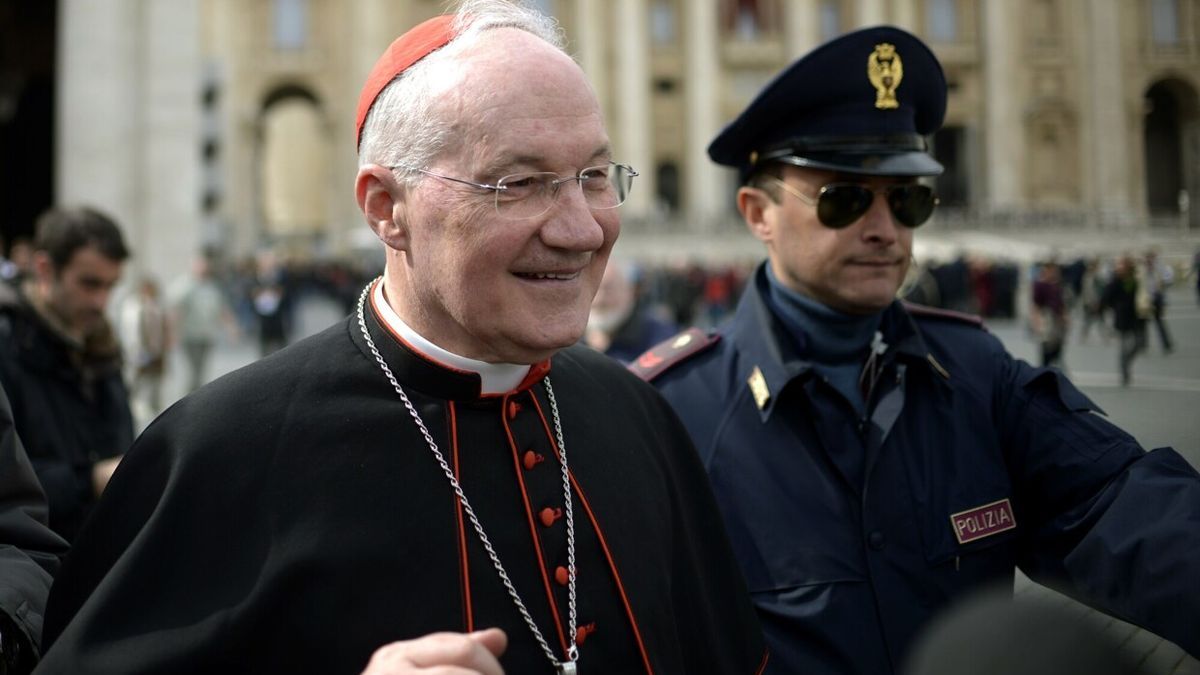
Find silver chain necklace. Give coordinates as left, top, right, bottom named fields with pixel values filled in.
left=356, top=282, right=579, bottom=674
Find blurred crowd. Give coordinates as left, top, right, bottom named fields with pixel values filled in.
left=583, top=248, right=1197, bottom=388
left=4, top=230, right=1195, bottom=413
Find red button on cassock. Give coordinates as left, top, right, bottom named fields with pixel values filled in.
left=523, top=451, right=544, bottom=470
left=554, top=566, right=569, bottom=586
left=539, top=507, right=562, bottom=527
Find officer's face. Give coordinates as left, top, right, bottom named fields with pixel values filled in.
left=380, top=29, right=619, bottom=364
left=745, top=166, right=913, bottom=314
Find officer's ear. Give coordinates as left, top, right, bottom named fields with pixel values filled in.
left=738, top=185, right=776, bottom=244
left=356, top=164, right=410, bottom=253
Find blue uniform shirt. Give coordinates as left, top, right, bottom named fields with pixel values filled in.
left=638, top=262, right=1200, bottom=674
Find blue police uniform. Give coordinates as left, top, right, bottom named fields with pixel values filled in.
left=634, top=25, right=1200, bottom=674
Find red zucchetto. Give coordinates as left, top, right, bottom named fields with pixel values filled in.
left=355, top=14, right=457, bottom=147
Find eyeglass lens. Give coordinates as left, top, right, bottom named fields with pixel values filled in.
left=816, top=183, right=937, bottom=229
left=495, top=163, right=635, bottom=219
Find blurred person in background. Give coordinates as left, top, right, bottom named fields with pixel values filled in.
left=168, top=253, right=235, bottom=393
left=117, top=275, right=170, bottom=426
left=584, top=258, right=677, bottom=364
left=1102, top=254, right=1150, bottom=387
left=0, top=206, right=133, bottom=542
left=1077, top=256, right=1109, bottom=344
left=903, top=586, right=1137, bottom=675
left=1142, top=248, right=1174, bottom=354
left=1029, top=259, right=1069, bottom=368
left=248, top=249, right=291, bottom=356
left=0, top=237, right=34, bottom=285
left=1192, top=246, right=1200, bottom=305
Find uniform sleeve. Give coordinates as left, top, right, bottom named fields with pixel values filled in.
left=995, top=357, right=1200, bottom=656
left=0, top=380, right=69, bottom=669
left=648, top=392, right=769, bottom=673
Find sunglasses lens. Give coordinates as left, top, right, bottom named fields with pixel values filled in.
left=889, top=185, right=937, bottom=228
left=816, top=185, right=874, bottom=229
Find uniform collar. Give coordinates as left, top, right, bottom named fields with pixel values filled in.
left=727, top=263, right=818, bottom=419
left=356, top=279, right=550, bottom=401
left=730, top=263, right=949, bottom=419
left=880, top=302, right=951, bottom=375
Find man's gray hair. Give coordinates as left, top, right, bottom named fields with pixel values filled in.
left=357, top=0, right=567, bottom=181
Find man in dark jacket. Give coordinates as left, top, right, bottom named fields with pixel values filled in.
left=1101, top=255, right=1148, bottom=387
left=0, top=207, right=132, bottom=542
left=0, top=382, right=69, bottom=674
left=634, top=26, right=1200, bottom=674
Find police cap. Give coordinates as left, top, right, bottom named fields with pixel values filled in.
left=709, top=25, right=947, bottom=179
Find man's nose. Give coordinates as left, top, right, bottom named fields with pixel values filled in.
left=858, top=193, right=900, bottom=242
left=541, top=184, right=608, bottom=251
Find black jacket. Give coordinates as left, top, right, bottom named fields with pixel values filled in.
left=0, top=282, right=133, bottom=541
left=0, top=380, right=70, bottom=673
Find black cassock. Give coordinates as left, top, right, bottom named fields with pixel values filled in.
left=38, top=292, right=766, bottom=675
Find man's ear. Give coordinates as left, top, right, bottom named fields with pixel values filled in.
left=356, top=165, right=409, bottom=252
left=737, top=186, right=775, bottom=245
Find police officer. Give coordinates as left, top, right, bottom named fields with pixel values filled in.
left=633, top=26, right=1200, bottom=674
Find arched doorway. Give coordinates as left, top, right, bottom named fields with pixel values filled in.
left=0, top=1, right=56, bottom=256
left=1143, top=78, right=1199, bottom=227
left=257, top=84, right=331, bottom=252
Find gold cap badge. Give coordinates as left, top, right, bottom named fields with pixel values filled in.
left=867, top=42, right=903, bottom=110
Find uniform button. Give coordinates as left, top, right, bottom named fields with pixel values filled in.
left=868, top=530, right=885, bottom=550
left=507, top=400, right=522, bottom=419
left=523, top=451, right=544, bottom=470
left=539, top=507, right=563, bottom=527
left=554, top=566, right=570, bottom=586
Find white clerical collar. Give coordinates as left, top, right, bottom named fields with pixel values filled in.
left=373, top=281, right=531, bottom=395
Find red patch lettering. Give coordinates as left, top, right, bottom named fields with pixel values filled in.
left=949, top=498, right=1017, bottom=544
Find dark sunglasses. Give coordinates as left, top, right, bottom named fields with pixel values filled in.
left=766, top=178, right=939, bottom=229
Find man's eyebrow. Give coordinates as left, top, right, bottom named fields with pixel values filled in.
left=478, top=154, right=542, bottom=178
left=478, top=145, right=614, bottom=177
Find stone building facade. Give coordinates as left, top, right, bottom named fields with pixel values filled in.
left=0, top=0, right=1196, bottom=281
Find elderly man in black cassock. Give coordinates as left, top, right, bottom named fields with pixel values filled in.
left=35, top=2, right=767, bottom=674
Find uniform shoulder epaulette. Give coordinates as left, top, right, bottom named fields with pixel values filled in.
left=902, top=301, right=984, bottom=328
left=628, top=328, right=720, bottom=382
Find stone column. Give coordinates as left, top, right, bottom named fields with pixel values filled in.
left=784, top=0, right=821, bottom=58
left=58, top=0, right=201, bottom=287
left=1082, top=0, right=1131, bottom=226
left=890, top=0, right=919, bottom=31
left=684, top=0, right=724, bottom=228
left=575, top=0, right=608, bottom=111
left=58, top=0, right=141, bottom=234
left=141, top=0, right=202, bottom=283
left=340, top=0, right=404, bottom=250
left=856, top=0, right=887, bottom=28
left=981, top=0, right=1022, bottom=211
left=614, top=0, right=653, bottom=217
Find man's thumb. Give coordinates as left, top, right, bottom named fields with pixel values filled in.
left=469, top=628, right=508, bottom=657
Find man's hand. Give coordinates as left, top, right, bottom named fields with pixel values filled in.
left=92, top=456, right=122, bottom=497
left=360, top=628, right=507, bottom=675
